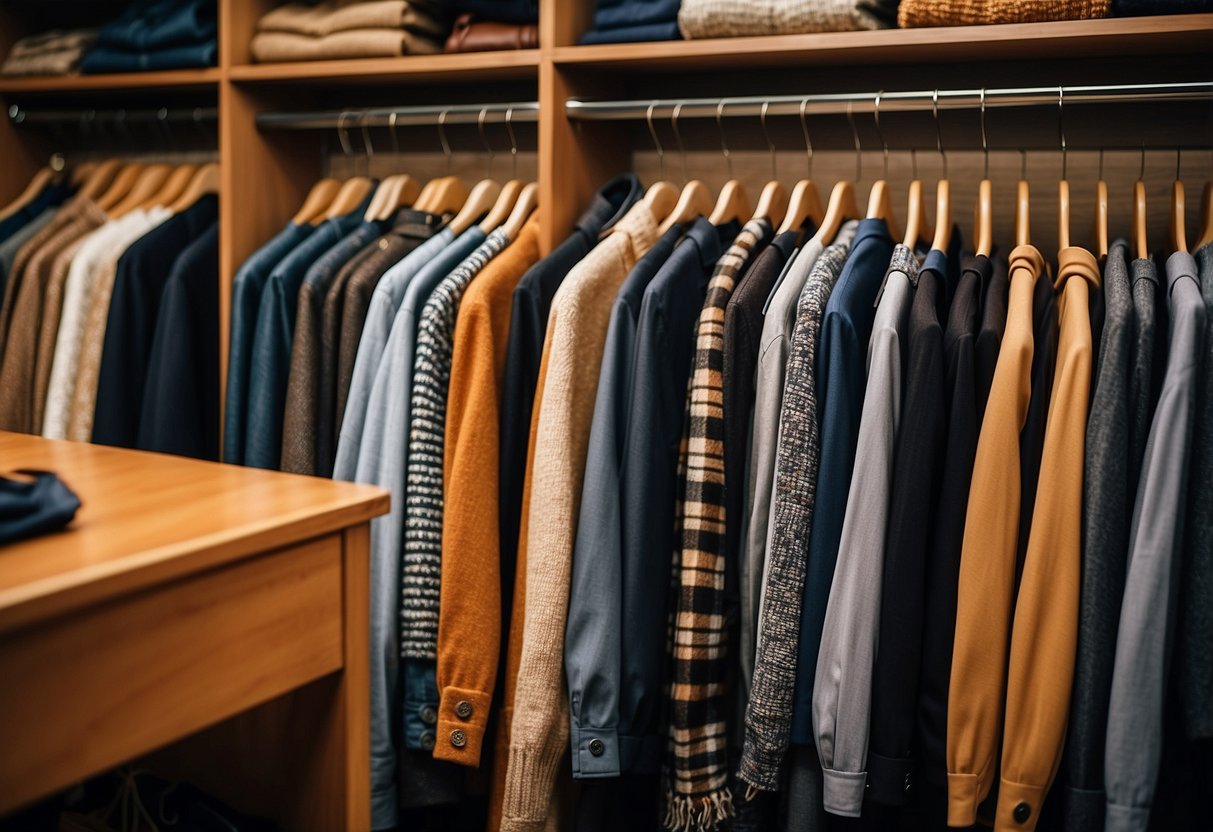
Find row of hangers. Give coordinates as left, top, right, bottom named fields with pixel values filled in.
left=290, top=109, right=539, bottom=245
left=634, top=90, right=1213, bottom=264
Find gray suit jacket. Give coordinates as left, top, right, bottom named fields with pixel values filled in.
left=1105, top=250, right=1206, bottom=832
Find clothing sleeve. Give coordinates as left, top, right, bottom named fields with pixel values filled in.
left=1105, top=310, right=1203, bottom=832
left=435, top=299, right=502, bottom=767
left=996, top=283, right=1092, bottom=830
left=812, top=319, right=902, bottom=816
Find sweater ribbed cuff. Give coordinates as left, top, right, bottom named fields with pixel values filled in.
left=432, top=686, right=491, bottom=766
left=501, top=743, right=563, bottom=830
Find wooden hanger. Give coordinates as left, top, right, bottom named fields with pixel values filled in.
left=866, top=179, right=901, bottom=242
left=292, top=178, right=341, bottom=224
left=423, top=176, right=469, bottom=217
left=321, top=176, right=373, bottom=220
left=95, top=163, right=145, bottom=212
left=902, top=178, right=934, bottom=249
left=1171, top=178, right=1188, bottom=254
left=1197, top=181, right=1213, bottom=250
left=364, top=174, right=422, bottom=222
left=480, top=179, right=523, bottom=233
left=108, top=164, right=172, bottom=218
left=708, top=180, right=750, bottom=227
left=1058, top=179, right=1071, bottom=252
left=1133, top=180, right=1149, bottom=261
left=167, top=162, right=219, bottom=214
left=1094, top=179, right=1109, bottom=260
left=411, top=178, right=439, bottom=213
left=657, top=180, right=714, bottom=236
left=500, top=182, right=538, bottom=241
left=1016, top=179, right=1031, bottom=248
left=809, top=180, right=859, bottom=248
left=778, top=179, right=824, bottom=236
left=753, top=180, right=788, bottom=229
left=447, top=179, right=502, bottom=235
left=931, top=179, right=952, bottom=253
left=70, top=161, right=97, bottom=186
left=140, top=162, right=197, bottom=211
left=642, top=180, right=679, bottom=226
left=974, top=180, right=993, bottom=257
left=0, top=165, right=61, bottom=221
left=76, top=158, right=123, bottom=202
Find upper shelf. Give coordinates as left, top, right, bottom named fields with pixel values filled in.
left=552, top=14, right=1213, bottom=71
left=0, top=67, right=222, bottom=94
left=228, top=50, right=540, bottom=85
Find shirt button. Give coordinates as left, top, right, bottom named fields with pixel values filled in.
left=588, top=738, right=605, bottom=757
left=420, top=705, right=437, bottom=725
left=903, top=772, right=913, bottom=793
left=450, top=729, right=467, bottom=748
left=1013, top=802, right=1031, bottom=824
left=455, top=700, right=473, bottom=720
left=420, top=731, right=435, bottom=751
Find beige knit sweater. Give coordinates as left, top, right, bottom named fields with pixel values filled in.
left=500, top=201, right=662, bottom=831
left=678, top=0, right=898, bottom=38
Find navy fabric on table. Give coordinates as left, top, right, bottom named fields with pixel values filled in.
left=0, top=181, right=75, bottom=245
left=137, top=223, right=219, bottom=461
left=0, top=469, right=81, bottom=545
left=789, top=217, right=894, bottom=745
left=91, top=194, right=218, bottom=450
left=223, top=220, right=313, bottom=465
left=242, top=191, right=373, bottom=470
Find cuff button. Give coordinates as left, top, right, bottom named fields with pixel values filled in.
left=420, top=705, right=437, bottom=725
left=1013, top=802, right=1031, bottom=824
left=588, top=738, right=605, bottom=757
left=450, top=729, right=467, bottom=748
left=420, top=731, right=435, bottom=751
left=455, top=700, right=473, bottom=720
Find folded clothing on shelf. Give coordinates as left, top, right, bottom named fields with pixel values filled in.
left=252, top=1, right=446, bottom=61
left=80, top=0, right=217, bottom=72
left=898, top=0, right=1111, bottom=27
left=0, top=29, right=97, bottom=76
left=678, top=0, right=898, bottom=38
left=579, top=0, right=684, bottom=43
left=443, top=0, right=538, bottom=24
left=444, top=13, right=538, bottom=51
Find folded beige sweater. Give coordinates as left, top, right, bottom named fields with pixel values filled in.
left=251, top=28, right=442, bottom=62
left=678, top=0, right=898, bottom=38
left=257, top=1, right=446, bottom=39
left=1, top=28, right=96, bottom=76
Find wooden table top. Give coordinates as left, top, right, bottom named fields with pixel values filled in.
left=0, top=433, right=388, bottom=633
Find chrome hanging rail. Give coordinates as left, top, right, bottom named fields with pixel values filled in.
left=7, top=105, right=218, bottom=126
left=256, top=101, right=539, bottom=130
left=565, top=82, right=1213, bottom=121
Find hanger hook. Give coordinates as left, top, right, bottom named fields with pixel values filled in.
left=155, top=106, right=171, bottom=149
left=478, top=107, right=495, bottom=180
left=671, top=102, right=688, bottom=183
left=873, top=90, right=888, bottom=180
left=799, top=97, right=814, bottom=180
left=911, top=147, right=918, bottom=180
left=437, top=108, right=452, bottom=176
left=505, top=106, right=518, bottom=181
left=846, top=100, right=862, bottom=183
left=979, top=88, right=989, bottom=179
left=1058, top=86, right=1067, bottom=180
left=1176, top=146, right=1182, bottom=180
left=716, top=99, right=733, bottom=179
left=933, top=89, right=947, bottom=180
left=1140, top=143, right=1146, bottom=181
left=388, top=111, right=400, bottom=156
left=359, top=110, right=374, bottom=177
left=1020, top=148, right=1028, bottom=180
left=760, top=100, right=777, bottom=182
left=337, top=111, right=354, bottom=157
left=1098, top=146, right=1104, bottom=181
left=646, top=101, right=665, bottom=183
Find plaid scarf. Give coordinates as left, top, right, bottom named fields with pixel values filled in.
left=665, top=219, right=772, bottom=832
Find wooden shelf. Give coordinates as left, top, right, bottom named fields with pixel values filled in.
left=553, top=14, right=1213, bottom=71
left=229, top=50, right=540, bottom=85
left=0, top=67, right=222, bottom=94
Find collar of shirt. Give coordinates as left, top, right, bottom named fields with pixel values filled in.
left=1165, top=249, right=1200, bottom=295
left=386, top=207, right=447, bottom=238
left=575, top=173, right=644, bottom=239
left=1056, top=246, right=1102, bottom=294
left=607, top=198, right=662, bottom=256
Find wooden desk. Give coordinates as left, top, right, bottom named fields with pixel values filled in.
left=0, top=434, right=389, bottom=831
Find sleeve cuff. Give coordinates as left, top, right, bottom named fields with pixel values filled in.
left=995, top=777, right=1047, bottom=830
left=401, top=659, right=439, bottom=752
left=1104, top=801, right=1151, bottom=832
left=570, top=722, right=621, bottom=778
left=431, top=686, right=491, bottom=766
left=947, top=771, right=981, bottom=827
left=821, top=768, right=867, bottom=817
left=866, top=751, right=915, bottom=807
left=502, top=742, right=564, bottom=828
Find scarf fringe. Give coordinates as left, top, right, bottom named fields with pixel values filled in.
left=663, top=787, right=734, bottom=832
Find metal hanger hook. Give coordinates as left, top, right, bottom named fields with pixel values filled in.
left=437, top=109, right=452, bottom=176
left=873, top=90, right=889, bottom=180
left=933, top=89, right=947, bottom=179
left=1058, top=86, right=1067, bottom=180
left=505, top=106, right=518, bottom=181
left=1098, top=146, right=1104, bottom=181
left=646, top=101, right=665, bottom=183
left=478, top=107, right=494, bottom=180
left=359, top=110, right=374, bottom=177
left=760, top=100, right=777, bottom=182
left=1176, top=146, right=1182, bottom=180
left=716, top=99, right=733, bottom=179
left=671, top=102, right=689, bottom=184
left=1140, top=143, right=1146, bottom=181
left=846, top=100, right=862, bottom=183
left=1020, top=148, right=1028, bottom=180
left=911, top=147, right=918, bottom=180
left=979, top=89, right=989, bottom=179
left=388, top=111, right=400, bottom=156
left=798, top=97, right=814, bottom=180
left=337, top=110, right=354, bottom=157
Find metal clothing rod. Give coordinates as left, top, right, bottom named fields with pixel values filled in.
left=8, top=105, right=217, bottom=126
left=256, top=101, right=540, bottom=131
left=565, top=81, right=1213, bottom=120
